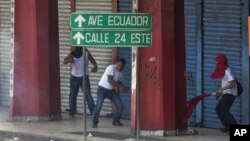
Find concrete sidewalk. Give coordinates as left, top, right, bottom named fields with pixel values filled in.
left=0, top=106, right=229, bottom=141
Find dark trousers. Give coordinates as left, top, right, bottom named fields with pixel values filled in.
left=215, top=94, right=237, bottom=129
left=69, top=75, right=95, bottom=115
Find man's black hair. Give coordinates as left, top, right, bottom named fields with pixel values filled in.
left=117, top=58, right=126, bottom=66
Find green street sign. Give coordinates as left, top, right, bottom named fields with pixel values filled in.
left=70, top=30, right=152, bottom=47
left=70, top=13, right=152, bottom=29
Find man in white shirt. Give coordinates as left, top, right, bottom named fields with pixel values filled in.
left=92, top=58, right=127, bottom=128
left=64, top=47, right=97, bottom=117
left=211, top=54, right=237, bottom=133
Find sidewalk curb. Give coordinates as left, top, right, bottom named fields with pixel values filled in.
left=0, top=130, right=124, bottom=141
left=0, top=130, right=76, bottom=141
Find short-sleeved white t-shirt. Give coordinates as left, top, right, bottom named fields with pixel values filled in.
left=98, top=65, right=124, bottom=90
left=221, top=67, right=237, bottom=96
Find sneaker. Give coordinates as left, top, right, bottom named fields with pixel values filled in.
left=92, top=123, right=98, bottom=128
left=69, top=113, right=75, bottom=117
left=113, top=121, right=123, bottom=126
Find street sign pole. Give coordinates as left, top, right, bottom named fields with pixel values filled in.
left=83, top=47, right=87, bottom=141
left=132, top=0, right=140, bottom=139
left=70, top=0, right=87, bottom=140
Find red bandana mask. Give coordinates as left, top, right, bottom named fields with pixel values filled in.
left=211, top=54, right=229, bottom=79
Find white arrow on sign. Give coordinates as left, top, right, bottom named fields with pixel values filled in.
left=74, top=15, right=86, bottom=27
left=73, top=32, right=85, bottom=45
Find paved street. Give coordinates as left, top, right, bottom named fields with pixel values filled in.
left=0, top=107, right=229, bottom=141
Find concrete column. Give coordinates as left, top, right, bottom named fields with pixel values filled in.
left=9, top=0, right=61, bottom=121
left=131, top=0, right=186, bottom=135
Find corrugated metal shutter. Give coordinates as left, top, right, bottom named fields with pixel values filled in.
left=76, top=0, right=113, bottom=115
left=58, top=0, right=114, bottom=115
left=117, top=0, right=132, bottom=119
left=118, top=48, right=131, bottom=119
left=118, top=0, right=132, bottom=12
left=184, top=0, right=198, bottom=125
left=0, top=0, right=11, bottom=106
left=58, top=0, right=71, bottom=113
left=202, top=0, right=242, bottom=128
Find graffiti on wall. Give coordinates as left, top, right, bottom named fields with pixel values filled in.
left=140, top=62, right=162, bottom=90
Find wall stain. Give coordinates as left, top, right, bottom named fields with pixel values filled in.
left=140, top=62, right=163, bottom=90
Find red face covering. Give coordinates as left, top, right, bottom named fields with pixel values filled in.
left=210, top=54, right=229, bottom=79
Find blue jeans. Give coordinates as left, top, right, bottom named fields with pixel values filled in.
left=69, top=75, right=95, bottom=115
left=93, top=86, right=124, bottom=124
left=215, top=94, right=237, bottom=129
